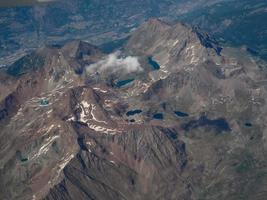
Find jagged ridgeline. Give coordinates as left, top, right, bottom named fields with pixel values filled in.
left=0, top=19, right=267, bottom=200
left=1, top=0, right=267, bottom=67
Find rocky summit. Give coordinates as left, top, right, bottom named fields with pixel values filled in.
left=1, top=19, right=267, bottom=200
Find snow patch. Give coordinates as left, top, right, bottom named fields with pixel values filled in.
left=66, top=116, right=75, bottom=122
left=79, top=101, right=107, bottom=124
left=89, top=124, right=120, bottom=135
left=173, top=39, right=179, bottom=46
left=90, top=104, right=107, bottom=124
left=186, top=45, right=200, bottom=65
left=93, top=87, right=108, bottom=93
left=31, top=135, right=60, bottom=160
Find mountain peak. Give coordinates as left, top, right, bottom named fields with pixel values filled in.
left=145, top=18, right=171, bottom=27
left=62, top=40, right=101, bottom=59
left=126, top=19, right=221, bottom=71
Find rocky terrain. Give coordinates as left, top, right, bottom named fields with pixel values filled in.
left=1, top=19, right=267, bottom=200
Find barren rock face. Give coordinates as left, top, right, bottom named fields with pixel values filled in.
left=1, top=19, right=267, bottom=200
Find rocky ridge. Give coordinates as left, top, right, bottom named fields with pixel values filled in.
left=0, top=19, right=267, bottom=200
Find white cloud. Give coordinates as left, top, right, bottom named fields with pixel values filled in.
left=86, top=51, right=143, bottom=74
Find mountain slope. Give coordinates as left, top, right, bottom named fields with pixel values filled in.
left=0, top=19, right=267, bottom=200
left=179, top=0, right=267, bottom=60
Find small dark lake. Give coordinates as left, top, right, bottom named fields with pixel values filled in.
left=148, top=57, right=160, bottom=70
left=182, top=115, right=231, bottom=133
left=40, top=99, right=49, bottom=106
left=153, top=113, right=164, bottom=120
left=174, top=111, right=189, bottom=117
left=21, top=158, right=28, bottom=162
left=245, top=122, right=253, bottom=127
left=126, top=109, right=142, bottom=116
left=116, top=79, right=134, bottom=87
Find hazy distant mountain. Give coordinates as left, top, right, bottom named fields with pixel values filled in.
left=179, top=0, right=267, bottom=60
left=3, top=0, right=266, bottom=65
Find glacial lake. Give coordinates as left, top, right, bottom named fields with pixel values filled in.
left=245, top=122, right=253, bottom=127
left=182, top=115, right=231, bottom=133
left=174, top=111, right=189, bottom=117
left=126, top=109, right=142, bottom=116
left=116, top=79, right=135, bottom=87
left=153, top=113, right=164, bottom=120
left=148, top=57, right=160, bottom=70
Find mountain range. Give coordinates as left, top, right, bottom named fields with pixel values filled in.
left=1, top=0, right=267, bottom=66
left=1, top=18, right=267, bottom=200
left=180, top=0, right=267, bottom=60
